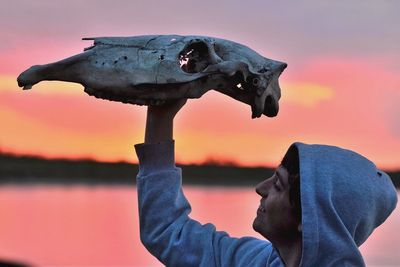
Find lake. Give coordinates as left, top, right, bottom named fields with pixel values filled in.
left=0, top=186, right=398, bottom=266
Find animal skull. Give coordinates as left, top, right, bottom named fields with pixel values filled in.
left=17, top=35, right=287, bottom=118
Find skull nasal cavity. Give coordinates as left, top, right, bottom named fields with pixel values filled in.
left=179, top=41, right=210, bottom=73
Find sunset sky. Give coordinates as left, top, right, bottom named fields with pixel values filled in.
left=1, top=1, right=399, bottom=169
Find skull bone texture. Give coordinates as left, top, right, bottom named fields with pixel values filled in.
left=17, top=35, right=287, bottom=118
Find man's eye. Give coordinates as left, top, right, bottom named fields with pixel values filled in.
left=274, top=180, right=281, bottom=191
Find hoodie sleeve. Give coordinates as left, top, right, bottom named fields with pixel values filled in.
left=134, top=141, right=272, bottom=267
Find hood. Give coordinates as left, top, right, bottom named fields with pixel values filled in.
left=293, top=143, right=398, bottom=266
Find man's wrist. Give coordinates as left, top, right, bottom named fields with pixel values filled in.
left=144, top=115, right=173, bottom=144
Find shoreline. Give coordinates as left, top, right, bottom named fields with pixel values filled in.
left=1, top=154, right=399, bottom=188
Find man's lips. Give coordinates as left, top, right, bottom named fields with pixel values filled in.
left=257, top=204, right=266, bottom=214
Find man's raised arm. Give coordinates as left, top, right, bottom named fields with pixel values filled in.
left=134, top=100, right=271, bottom=267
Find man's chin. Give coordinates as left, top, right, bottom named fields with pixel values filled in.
left=253, top=216, right=270, bottom=239
left=252, top=217, right=262, bottom=233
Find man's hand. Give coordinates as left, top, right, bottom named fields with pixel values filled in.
left=144, top=99, right=187, bottom=144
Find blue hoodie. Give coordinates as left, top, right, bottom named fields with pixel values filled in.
left=135, top=141, right=397, bottom=266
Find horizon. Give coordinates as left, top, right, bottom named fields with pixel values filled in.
left=1, top=1, right=399, bottom=169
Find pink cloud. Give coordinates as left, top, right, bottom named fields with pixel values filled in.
left=0, top=90, right=145, bottom=134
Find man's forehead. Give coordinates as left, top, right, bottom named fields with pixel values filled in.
left=276, top=166, right=289, bottom=184
left=276, top=165, right=289, bottom=174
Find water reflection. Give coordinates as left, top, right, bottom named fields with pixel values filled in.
left=0, top=186, right=398, bottom=266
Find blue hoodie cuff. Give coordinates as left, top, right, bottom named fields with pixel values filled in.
left=134, top=140, right=175, bottom=176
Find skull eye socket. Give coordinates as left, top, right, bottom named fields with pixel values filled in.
left=252, top=78, right=260, bottom=86
left=179, top=41, right=210, bottom=73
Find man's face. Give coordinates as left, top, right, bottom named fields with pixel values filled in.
left=253, top=166, right=300, bottom=241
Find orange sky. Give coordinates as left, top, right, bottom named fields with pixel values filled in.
left=1, top=1, right=399, bottom=169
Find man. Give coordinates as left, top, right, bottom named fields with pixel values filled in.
left=134, top=100, right=397, bottom=266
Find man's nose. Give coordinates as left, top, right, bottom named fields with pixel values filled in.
left=255, top=179, right=270, bottom=196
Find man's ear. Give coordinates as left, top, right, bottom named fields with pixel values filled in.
left=297, top=224, right=302, bottom=232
